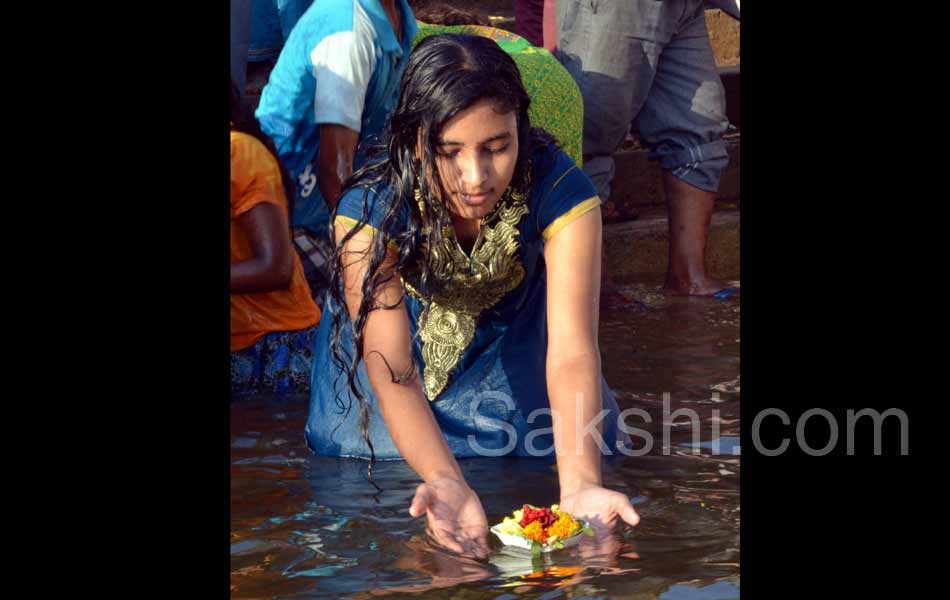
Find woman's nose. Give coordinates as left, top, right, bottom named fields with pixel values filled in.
left=458, top=154, right=489, bottom=189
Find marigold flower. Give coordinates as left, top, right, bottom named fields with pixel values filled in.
left=545, top=514, right=580, bottom=540
left=522, top=520, right=547, bottom=542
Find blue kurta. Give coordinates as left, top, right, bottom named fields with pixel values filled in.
left=305, top=143, right=632, bottom=459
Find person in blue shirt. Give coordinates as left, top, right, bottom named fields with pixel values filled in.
left=248, top=0, right=315, bottom=64
left=306, top=34, right=640, bottom=558
left=255, top=0, right=418, bottom=239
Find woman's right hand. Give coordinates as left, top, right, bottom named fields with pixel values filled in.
left=409, top=475, right=490, bottom=559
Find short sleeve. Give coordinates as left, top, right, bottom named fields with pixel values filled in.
left=230, top=132, right=287, bottom=218
left=309, top=23, right=377, bottom=132
left=333, top=182, right=408, bottom=243
left=533, top=146, right=600, bottom=242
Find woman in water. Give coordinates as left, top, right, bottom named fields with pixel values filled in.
left=306, top=34, right=639, bottom=556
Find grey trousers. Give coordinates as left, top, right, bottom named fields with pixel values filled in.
left=556, top=0, right=730, bottom=200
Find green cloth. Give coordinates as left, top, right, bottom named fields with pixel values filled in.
left=413, top=23, right=583, bottom=166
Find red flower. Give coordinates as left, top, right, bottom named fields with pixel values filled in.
left=519, top=504, right=558, bottom=529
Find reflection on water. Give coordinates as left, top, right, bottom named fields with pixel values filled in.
left=231, top=281, right=740, bottom=598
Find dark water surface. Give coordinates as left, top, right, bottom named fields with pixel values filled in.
left=231, top=282, right=740, bottom=598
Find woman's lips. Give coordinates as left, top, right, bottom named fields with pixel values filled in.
left=459, top=191, right=491, bottom=206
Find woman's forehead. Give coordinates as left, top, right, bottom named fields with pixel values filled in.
left=438, top=100, right=517, bottom=142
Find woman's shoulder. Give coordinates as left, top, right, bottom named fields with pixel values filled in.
left=526, top=140, right=598, bottom=240
left=529, top=140, right=579, bottom=192
left=338, top=179, right=393, bottom=210
left=336, top=178, right=407, bottom=233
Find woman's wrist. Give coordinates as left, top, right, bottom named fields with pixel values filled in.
left=423, top=466, right=465, bottom=484
left=559, top=471, right=601, bottom=498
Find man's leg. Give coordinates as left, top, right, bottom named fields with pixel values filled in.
left=663, top=173, right=725, bottom=294
left=634, top=1, right=732, bottom=295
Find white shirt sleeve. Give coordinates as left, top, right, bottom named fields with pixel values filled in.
left=309, top=16, right=378, bottom=132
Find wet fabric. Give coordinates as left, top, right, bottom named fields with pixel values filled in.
left=231, top=324, right=320, bottom=396
left=305, top=143, right=632, bottom=459
left=557, top=0, right=730, bottom=198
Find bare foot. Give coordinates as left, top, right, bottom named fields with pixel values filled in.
left=663, top=276, right=740, bottom=297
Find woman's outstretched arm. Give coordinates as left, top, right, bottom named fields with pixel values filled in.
left=336, top=223, right=490, bottom=557
left=543, top=207, right=641, bottom=533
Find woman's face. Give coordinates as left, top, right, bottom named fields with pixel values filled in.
left=430, top=99, right=519, bottom=222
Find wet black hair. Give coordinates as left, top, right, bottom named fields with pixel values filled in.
left=409, top=0, right=492, bottom=26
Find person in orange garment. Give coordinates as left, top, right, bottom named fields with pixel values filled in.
left=231, top=79, right=320, bottom=397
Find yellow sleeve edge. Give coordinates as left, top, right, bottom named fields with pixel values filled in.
left=542, top=196, right=601, bottom=242
left=333, top=215, right=399, bottom=254
left=333, top=215, right=380, bottom=237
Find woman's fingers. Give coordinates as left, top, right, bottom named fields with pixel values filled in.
left=409, top=479, right=491, bottom=559
left=456, top=524, right=490, bottom=550
left=606, top=490, right=640, bottom=527
left=454, top=533, right=490, bottom=560
left=439, top=536, right=467, bottom=556
left=428, top=520, right=490, bottom=559
left=617, top=498, right=641, bottom=527
left=427, top=526, right=466, bottom=555
left=468, top=537, right=491, bottom=559
left=409, top=483, right=431, bottom=518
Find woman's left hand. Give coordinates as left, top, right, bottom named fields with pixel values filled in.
left=559, top=485, right=640, bottom=535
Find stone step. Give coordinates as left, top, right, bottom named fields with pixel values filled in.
left=604, top=208, right=740, bottom=282
left=609, top=134, right=740, bottom=214
left=444, top=3, right=740, bottom=68
left=704, top=7, right=740, bottom=67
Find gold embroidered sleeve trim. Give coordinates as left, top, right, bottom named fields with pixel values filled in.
left=333, top=216, right=399, bottom=253
left=542, top=196, right=601, bottom=242
left=333, top=215, right=379, bottom=237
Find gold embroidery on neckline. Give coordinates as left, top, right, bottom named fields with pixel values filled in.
left=402, top=185, right=530, bottom=400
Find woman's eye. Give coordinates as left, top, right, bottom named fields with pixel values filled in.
left=436, top=150, right=459, bottom=159
left=487, top=145, right=510, bottom=155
